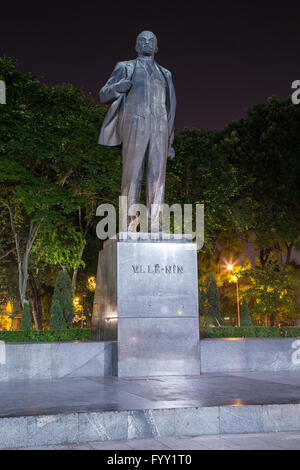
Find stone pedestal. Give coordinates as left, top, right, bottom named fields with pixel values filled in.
left=92, top=233, right=200, bottom=377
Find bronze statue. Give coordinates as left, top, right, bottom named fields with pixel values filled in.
left=98, top=31, right=176, bottom=231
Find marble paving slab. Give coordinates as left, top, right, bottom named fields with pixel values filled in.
left=1, top=372, right=300, bottom=448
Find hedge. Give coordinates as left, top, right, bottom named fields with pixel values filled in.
left=0, top=328, right=91, bottom=343
left=2, top=326, right=300, bottom=342
left=202, top=326, right=300, bottom=338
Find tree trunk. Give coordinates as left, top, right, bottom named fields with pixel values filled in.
left=72, top=218, right=93, bottom=293
left=6, top=201, right=42, bottom=308
left=29, top=274, right=42, bottom=330
left=260, top=248, right=271, bottom=266
left=84, top=309, right=91, bottom=328
left=285, top=242, right=294, bottom=265
left=72, top=244, right=85, bottom=292
left=28, top=292, right=38, bottom=330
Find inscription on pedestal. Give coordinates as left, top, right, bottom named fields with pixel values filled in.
left=132, top=264, right=184, bottom=274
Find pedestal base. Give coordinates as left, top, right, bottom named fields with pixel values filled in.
left=92, top=233, right=200, bottom=377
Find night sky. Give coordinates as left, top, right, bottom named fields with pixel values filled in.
left=1, top=0, right=299, bottom=130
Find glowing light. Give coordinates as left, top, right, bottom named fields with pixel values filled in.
left=232, top=399, right=244, bottom=406
left=221, top=258, right=238, bottom=272
left=87, top=276, right=96, bottom=291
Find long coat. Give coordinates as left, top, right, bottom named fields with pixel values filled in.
left=98, top=59, right=176, bottom=151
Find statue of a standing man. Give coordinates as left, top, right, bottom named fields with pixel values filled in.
left=98, top=31, right=176, bottom=231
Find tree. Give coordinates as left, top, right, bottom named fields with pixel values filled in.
left=37, top=83, right=121, bottom=293
left=206, top=273, right=222, bottom=324
left=244, top=262, right=299, bottom=326
left=222, top=97, right=300, bottom=267
left=240, top=297, right=252, bottom=326
left=199, top=287, right=206, bottom=316
left=50, top=298, right=66, bottom=329
left=199, top=273, right=222, bottom=326
left=0, top=57, right=80, bottom=310
left=20, top=300, right=31, bottom=330
left=50, top=270, right=74, bottom=328
left=0, top=57, right=121, bottom=310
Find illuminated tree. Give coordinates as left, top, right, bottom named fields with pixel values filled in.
left=50, top=298, right=66, bottom=329
left=50, top=271, right=74, bottom=329
left=240, top=297, right=252, bottom=326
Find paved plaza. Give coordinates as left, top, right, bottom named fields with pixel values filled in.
left=1, top=371, right=300, bottom=449
left=2, top=371, right=300, bottom=418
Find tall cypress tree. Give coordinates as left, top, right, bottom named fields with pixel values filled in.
left=50, top=298, right=66, bottom=329
left=21, top=300, right=32, bottom=330
left=206, top=273, right=222, bottom=325
left=50, top=270, right=74, bottom=329
left=241, top=297, right=252, bottom=326
left=199, top=287, right=207, bottom=316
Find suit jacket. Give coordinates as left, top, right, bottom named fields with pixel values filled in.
left=98, top=59, right=176, bottom=152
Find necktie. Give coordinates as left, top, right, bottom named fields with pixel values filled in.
left=145, top=61, right=153, bottom=76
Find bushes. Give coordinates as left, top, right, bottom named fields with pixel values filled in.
left=202, top=326, right=300, bottom=338
left=0, top=328, right=91, bottom=343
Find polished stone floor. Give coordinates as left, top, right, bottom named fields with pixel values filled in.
left=2, top=371, right=300, bottom=448
left=0, top=371, right=300, bottom=417
left=1, top=371, right=300, bottom=418
left=16, top=432, right=300, bottom=450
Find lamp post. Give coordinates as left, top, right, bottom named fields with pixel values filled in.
left=227, top=264, right=240, bottom=327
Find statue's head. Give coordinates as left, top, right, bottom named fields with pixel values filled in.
left=135, top=31, right=158, bottom=57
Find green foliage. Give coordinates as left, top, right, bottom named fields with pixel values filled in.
left=202, top=326, right=280, bottom=338
left=50, top=298, right=66, bottom=329
left=202, top=326, right=300, bottom=338
left=50, top=271, right=74, bottom=328
left=20, top=301, right=31, bottom=330
left=0, top=56, right=121, bottom=304
left=222, top=96, right=300, bottom=259
left=0, top=328, right=91, bottom=342
left=198, top=274, right=222, bottom=325
left=244, top=263, right=299, bottom=326
left=240, top=297, right=252, bottom=326
left=199, top=315, right=217, bottom=328
left=199, top=288, right=206, bottom=315
left=206, top=273, right=221, bottom=322
left=1, top=57, right=300, bottom=328
left=32, top=227, right=86, bottom=271
left=166, top=128, right=252, bottom=253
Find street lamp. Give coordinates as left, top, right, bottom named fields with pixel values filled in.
left=226, top=264, right=240, bottom=327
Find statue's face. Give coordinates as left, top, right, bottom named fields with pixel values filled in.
left=135, top=31, right=158, bottom=56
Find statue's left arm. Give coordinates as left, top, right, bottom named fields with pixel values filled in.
left=167, top=72, right=176, bottom=159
